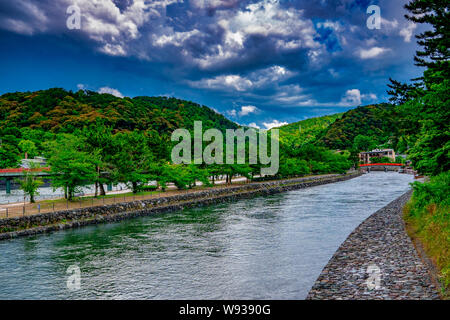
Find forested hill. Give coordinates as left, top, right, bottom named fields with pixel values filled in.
left=277, top=113, right=343, bottom=146
left=0, top=88, right=238, bottom=134
left=275, top=103, right=399, bottom=153
left=0, top=88, right=404, bottom=155
left=316, top=103, right=398, bottom=151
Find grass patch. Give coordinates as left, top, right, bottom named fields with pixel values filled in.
left=403, top=172, right=450, bottom=299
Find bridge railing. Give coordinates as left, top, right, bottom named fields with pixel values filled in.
left=359, top=163, right=403, bottom=167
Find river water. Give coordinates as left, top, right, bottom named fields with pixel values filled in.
left=0, top=172, right=414, bottom=299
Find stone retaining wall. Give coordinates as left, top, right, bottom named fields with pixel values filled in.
left=0, top=173, right=360, bottom=240
left=306, top=190, right=440, bottom=300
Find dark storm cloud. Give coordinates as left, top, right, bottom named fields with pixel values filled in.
left=0, top=0, right=424, bottom=127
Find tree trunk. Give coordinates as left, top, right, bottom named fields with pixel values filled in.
left=68, top=187, right=73, bottom=201
left=99, top=183, right=106, bottom=196
left=95, top=166, right=100, bottom=197
left=30, top=194, right=35, bottom=203
left=132, top=182, right=138, bottom=194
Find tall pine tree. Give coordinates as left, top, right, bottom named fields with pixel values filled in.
left=387, top=0, right=449, bottom=101
left=404, top=0, right=450, bottom=86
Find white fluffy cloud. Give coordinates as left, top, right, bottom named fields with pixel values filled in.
left=197, top=74, right=254, bottom=92
left=380, top=17, right=399, bottom=30
left=341, top=89, right=361, bottom=105
left=192, top=0, right=320, bottom=69
left=76, top=0, right=181, bottom=56
left=188, top=65, right=295, bottom=92
left=227, top=105, right=259, bottom=117
left=362, top=93, right=377, bottom=100
left=152, top=29, right=201, bottom=47
left=247, top=122, right=261, bottom=129
left=191, top=0, right=239, bottom=10
left=239, top=105, right=258, bottom=116
left=339, top=89, right=377, bottom=106
left=262, top=119, right=288, bottom=130
left=226, top=109, right=237, bottom=117
left=0, top=0, right=48, bottom=35
left=1, top=0, right=180, bottom=56
left=358, top=47, right=389, bottom=59
left=399, top=22, right=417, bottom=43
left=98, top=86, right=124, bottom=98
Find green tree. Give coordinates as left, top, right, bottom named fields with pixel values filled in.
left=352, top=135, right=376, bottom=152
left=403, top=81, right=450, bottom=175
left=80, top=122, right=114, bottom=196
left=387, top=0, right=449, bottom=102
left=279, top=158, right=310, bottom=178
left=387, top=78, right=423, bottom=105
left=404, top=0, right=450, bottom=86
left=18, top=140, right=38, bottom=159
left=110, top=131, right=154, bottom=193
left=47, top=135, right=99, bottom=200
left=0, top=143, right=20, bottom=168
left=16, top=164, right=43, bottom=203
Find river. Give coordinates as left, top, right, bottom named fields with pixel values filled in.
left=0, top=172, right=414, bottom=299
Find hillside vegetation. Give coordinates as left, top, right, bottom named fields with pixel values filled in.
left=277, top=113, right=343, bottom=146
left=0, top=88, right=238, bottom=134
left=317, top=103, right=397, bottom=151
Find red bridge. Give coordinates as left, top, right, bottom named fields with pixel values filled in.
left=359, top=163, right=403, bottom=167
left=359, top=163, right=403, bottom=172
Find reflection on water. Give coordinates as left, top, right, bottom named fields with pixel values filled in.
left=0, top=172, right=414, bottom=299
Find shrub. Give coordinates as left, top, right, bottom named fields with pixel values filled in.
left=404, top=172, right=450, bottom=297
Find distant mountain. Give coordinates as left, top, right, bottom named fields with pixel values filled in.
left=276, top=113, right=343, bottom=146
left=0, top=88, right=239, bottom=134
left=0, top=88, right=398, bottom=155
left=274, top=104, right=399, bottom=152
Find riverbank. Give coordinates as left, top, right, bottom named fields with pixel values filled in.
left=0, top=172, right=360, bottom=241
left=403, top=172, right=449, bottom=298
left=307, top=190, right=441, bottom=300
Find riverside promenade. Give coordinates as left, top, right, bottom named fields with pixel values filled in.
left=307, top=191, right=440, bottom=300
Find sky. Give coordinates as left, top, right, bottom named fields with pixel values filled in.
left=0, top=0, right=424, bottom=129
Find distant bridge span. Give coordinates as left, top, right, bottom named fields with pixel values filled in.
left=359, top=163, right=403, bottom=172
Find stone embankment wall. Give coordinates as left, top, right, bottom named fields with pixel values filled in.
left=307, top=190, right=440, bottom=300
left=0, top=173, right=360, bottom=240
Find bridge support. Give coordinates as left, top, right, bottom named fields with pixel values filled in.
left=5, top=178, right=11, bottom=194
